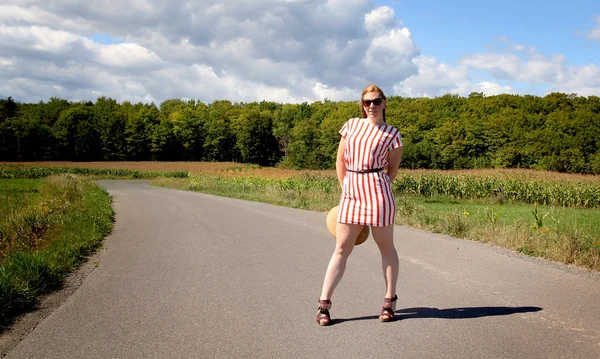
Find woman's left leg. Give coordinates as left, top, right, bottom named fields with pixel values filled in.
left=371, top=225, right=399, bottom=321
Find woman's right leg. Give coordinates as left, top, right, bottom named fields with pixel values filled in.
left=317, top=223, right=363, bottom=325
left=319, top=223, right=363, bottom=301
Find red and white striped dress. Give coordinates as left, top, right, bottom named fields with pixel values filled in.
left=337, top=118, right=403, bottom=227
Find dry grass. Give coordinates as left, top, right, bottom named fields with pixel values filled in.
left=0, top=161, right=331, bottom=179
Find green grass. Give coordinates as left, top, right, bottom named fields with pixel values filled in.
left=0, top=175, right=113, bottom=327
left=0, top=179, right=47, bottom=258
left=392, top=196, right=599, bottom=270
left=0, top=178, right=43, bottom=212
left=402, top=196, right=597, bottom=238
left=0, top=178, right=43, bottom=191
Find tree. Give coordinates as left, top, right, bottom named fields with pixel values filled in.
left=0, top=93, right=598, bottom=173
left=0, top=97, right=20, bottom=160
left=173, top=104, right=207, bottom=161
left=151, top=117, right=180, bottom=160
left=317, top=101, right=356, bottom=169
left=272, top=104, right=297, bottom=161
left=204, top=100, right=236, bottom=162
left=125, top=104, right=159, bottom=160
left=53, top=106, right=101, bottom=160
left=95, top=97, right=127, bottom=160
left=233, top=109, right=280, bottom=166
left=401, top=139, right=442, bottom=169
left=0, top=97, right=18, bottom=122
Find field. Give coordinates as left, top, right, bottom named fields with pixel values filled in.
left=3, top=161, right=600, bottom=183
left=2, top=161, right=599, bottom=271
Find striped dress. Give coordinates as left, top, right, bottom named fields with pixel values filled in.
left=337, top=118, right=403, bottom=227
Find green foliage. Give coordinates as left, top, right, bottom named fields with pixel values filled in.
left=124, top=104, right=158, bottom=160
left=1, top=92, right=599, bottom=173
left=0, top=97, right=18, bottom=121
left=272, top=104, right=297, bottom=160
left=203, top=100, right=237, bottom=162
left=401, top=139, right=442, bottom=169
left=53, top=106, right=101, bottom=160
left=233, top=109, right=280, bottom=166
left=485, top=207, right=500, bottom=225
left=173, top=104, right=208, bottom=161
left=95, top=97, right=127, bottom=160
left=392, top=172, right=600, bottom=208
left=0, top=165, right=188, bottom=179
left=531, top=205, right=548, bottom=228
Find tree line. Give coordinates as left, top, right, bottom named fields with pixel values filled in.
left=1, top=92, right=599, bottom=174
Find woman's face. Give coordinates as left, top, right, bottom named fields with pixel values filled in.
left=362, top=91, right=385, bottom=120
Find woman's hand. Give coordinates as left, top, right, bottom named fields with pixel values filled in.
left=386, top=146, right=403, bottom=181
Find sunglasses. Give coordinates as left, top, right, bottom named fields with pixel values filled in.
left=363, top=98, right=383, bottom=106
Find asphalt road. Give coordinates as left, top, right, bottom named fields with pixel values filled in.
left=4, top=180, right=600, bottom=358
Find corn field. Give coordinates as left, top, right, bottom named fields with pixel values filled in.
left=393, top=173, right=600, bottom=208
left=0, top=165, right=188, bottom=179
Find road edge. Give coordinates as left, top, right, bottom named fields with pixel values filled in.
left=0, top=243, right=108, bottom=357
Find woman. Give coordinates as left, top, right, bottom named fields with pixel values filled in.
left=317, top=84, right=403, bottom=326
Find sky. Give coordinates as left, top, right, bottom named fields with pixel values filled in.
left=1, top=0, right=599, bottom=105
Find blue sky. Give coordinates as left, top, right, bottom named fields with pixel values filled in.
left=88, top=33, right=124, bottom=45
left=1, top=0, right=599, bottom=104
left=382, top=0, right=600, bottom=65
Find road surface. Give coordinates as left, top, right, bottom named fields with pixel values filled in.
left=3, top=180, right=600, bottom=358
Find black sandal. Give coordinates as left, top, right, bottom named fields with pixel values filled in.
left=379, top=295, right=398, bottom=322
left=317, top=299, right=332, bottom=326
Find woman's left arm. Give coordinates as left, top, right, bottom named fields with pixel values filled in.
left=386, top=146, right=403, bottom=181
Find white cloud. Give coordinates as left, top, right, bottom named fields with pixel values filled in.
left=472, top=81, right=514, bottom=96
left=364, top=27, right=419, bottom=85
left=395, top=56, right=515, bottom=97
left=0, top=1, right=424, bottom=103
left=313, top=82, right=357, bottom=102
left=0, top=1, right=597, bottom=104
left=549, top=63, right=600, bottom=95
left=460, top=42, right=600, bottom=95
left=94, top=43, right=162, bottom=68
left=461, top=51, right=568, bottom=85
left=0, top=25, right=79, bottom=53
left=395, top=56, right=467, bottom=97
left=365, top=6, right=398, bottom=35
left=460, top=53, right=522, bottom=80
left=588, top=16, right=600, bottom=40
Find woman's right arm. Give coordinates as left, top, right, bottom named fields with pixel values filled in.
left=336, top=138, right=347, bottom=188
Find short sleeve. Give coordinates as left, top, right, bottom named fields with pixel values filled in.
left=339, top=119, right=352, bottom=139
left=389, top=131, right=403, bottom=150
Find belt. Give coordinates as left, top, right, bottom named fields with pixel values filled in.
left=346, top=167, right=384, bottom=174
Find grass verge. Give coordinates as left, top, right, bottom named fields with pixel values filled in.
left=153, top=174, right=600, bottom=271
left=395, top=196, right=599, bottom=270
left=0, top=175, right=113, bottom=328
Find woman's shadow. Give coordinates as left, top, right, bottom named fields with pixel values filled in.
left=335, top=306, right=542, bottom=324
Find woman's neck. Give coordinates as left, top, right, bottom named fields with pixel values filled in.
left=364, top=116, right=384, bottom=125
